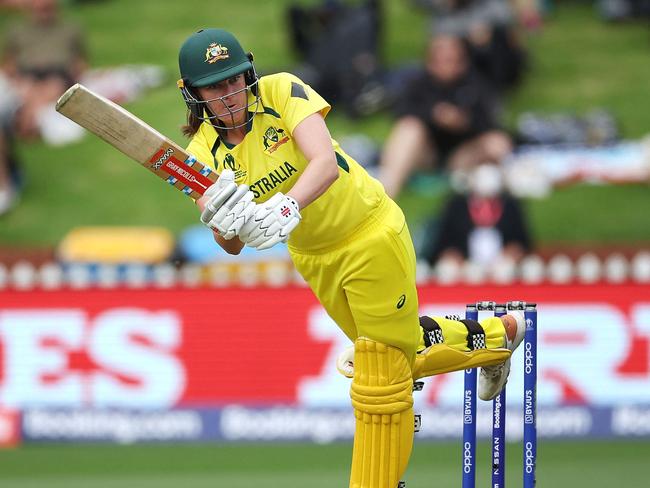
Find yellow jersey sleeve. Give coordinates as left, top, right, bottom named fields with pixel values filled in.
left=267, top=72, right=331, bottom=134
left=186, top=123, right=218, bottom=172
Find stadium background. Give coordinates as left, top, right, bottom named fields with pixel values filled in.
left=1, top=1, right=649, bottom=487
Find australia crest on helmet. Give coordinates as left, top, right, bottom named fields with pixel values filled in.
left=205, top=43, right=229, bottom=64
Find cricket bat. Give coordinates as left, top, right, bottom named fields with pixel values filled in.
left=55, top=83, right=217, bottom=199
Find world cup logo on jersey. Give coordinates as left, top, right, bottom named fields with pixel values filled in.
left=223, top=153, right=247, bottom=179
left=224, top=153, right=237, bottom=171
left=205, top=43, right=229, bottom=64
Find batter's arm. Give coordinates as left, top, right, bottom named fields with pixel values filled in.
left=287, top=113, right=339, bottom=209
left=215, top=233, right=245, bottom=255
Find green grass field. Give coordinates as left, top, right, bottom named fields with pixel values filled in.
left=0, top=440, right=646, bottom=487
left=1, top=0, right=649, bottom=248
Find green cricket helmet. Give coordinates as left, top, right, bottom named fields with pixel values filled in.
left=177, top=28, right=260, bottom=128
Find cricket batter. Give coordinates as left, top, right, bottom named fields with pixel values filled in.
left=177, top=28, right=525, bottom=488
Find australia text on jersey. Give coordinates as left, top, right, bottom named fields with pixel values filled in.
left=249, top=161, right=298, bottom=198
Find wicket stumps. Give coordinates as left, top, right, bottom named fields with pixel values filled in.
left=462, top=301, right=537, bottom=488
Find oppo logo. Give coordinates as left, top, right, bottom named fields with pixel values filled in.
left=525, top=342, right=534, bottom=374
left=463, top=442, right=473, bottom=473
left=524, top=441, right=535, bottom=473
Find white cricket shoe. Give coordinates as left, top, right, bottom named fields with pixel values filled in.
left=478, top=311, right=525, bottom=401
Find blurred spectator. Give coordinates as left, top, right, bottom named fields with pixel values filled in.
left=286, top=0, right=385, bottom=116
left=598, top=0, right=650, bottom=21
left=511, top=0, right=546, bottom=30
left=2, top=0, right=87, bottom=139
left=0, top=65, right=20, bottom=215
left=420, top=163, right=532, bottom=267
left=413, top=0, right=527, bottom=92
left=378, top=34, right=512, bottom=198
left=0, top=130, right=16, bottom=216
left=516, top=109, right=619, bottom=147
left=0, top=0, right=25, bottom=9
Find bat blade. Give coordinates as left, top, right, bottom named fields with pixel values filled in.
left=55, top=83, right=217, bottom=198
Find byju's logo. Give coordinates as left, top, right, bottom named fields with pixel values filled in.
left=463, top=389, right=473, bottom=424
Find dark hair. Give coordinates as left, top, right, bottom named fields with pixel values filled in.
left=181, top=111, right=203, bottom=137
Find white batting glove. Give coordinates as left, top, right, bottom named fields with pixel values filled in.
left=212, top=190, right=256, bottom=240
left=201, top=170, right=255, bottom=240
left=239, top=193, right=301, bottom=250
left=200, top=169, right=237, bottom=222
left=336, top=345, right=354, bottom=378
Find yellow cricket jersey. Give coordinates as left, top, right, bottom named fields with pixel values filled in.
left=187, top=72, right=392, bottom=252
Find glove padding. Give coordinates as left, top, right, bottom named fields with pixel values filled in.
left=200, top=170, right=256, bottom=240
left=336, top=345, right=354, bottom=378
left=239, top=193, right=301, bottom=250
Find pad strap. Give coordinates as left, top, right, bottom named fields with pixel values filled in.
left=461, top=319, right=487, bottom=350
left=420, top=316, right=487, bottom=350
left=419, top=316, right=444, bottom=347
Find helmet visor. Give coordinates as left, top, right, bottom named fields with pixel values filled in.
left=181, top=76, right=260, bottom=129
